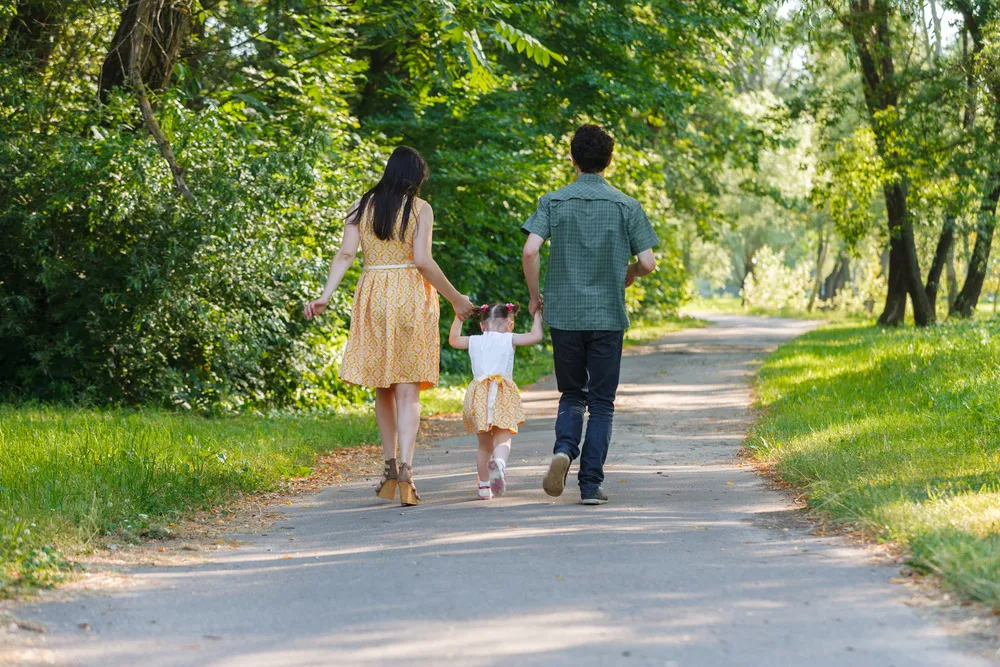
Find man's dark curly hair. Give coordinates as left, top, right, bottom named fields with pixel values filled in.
left=570, top=124, right=614, bottom=173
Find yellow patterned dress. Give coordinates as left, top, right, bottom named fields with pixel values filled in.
left=339, top=198, right=440, bottom=390
left=462, top=332, right=525, bottom=434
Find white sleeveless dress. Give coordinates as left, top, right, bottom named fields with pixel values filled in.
left=462, top=332, right=525, bottom=434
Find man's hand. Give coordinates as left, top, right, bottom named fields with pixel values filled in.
left=529, top=295, right=544, bottom=317
left=625, top=263, right=638, bottom=288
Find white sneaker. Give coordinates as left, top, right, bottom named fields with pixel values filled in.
left=487, top=459, right=507, bottom=497
left=477, top=481, right=493, bottom=500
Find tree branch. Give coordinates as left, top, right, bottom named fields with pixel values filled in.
left=130, top=0, right=195, bottom=203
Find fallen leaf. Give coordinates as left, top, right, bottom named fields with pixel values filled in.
left=281, top=555, right=292, bottom=559
left=726, top=481, right=734, bottom=485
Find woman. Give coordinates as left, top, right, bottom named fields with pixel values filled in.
left=304, top=147, right=475, bottom=506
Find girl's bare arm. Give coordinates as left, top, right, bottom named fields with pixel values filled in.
left=449, top=315, right=471, bottom=350
left=512, top=310, right=544, bottom=346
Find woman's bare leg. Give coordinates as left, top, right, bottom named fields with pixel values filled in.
left=374, top=387, right=398, bottom=461
left=476, top=432, right=495, bottom=482
left=394, top=383, right=421, bottom=466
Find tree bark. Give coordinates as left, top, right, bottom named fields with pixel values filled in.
left=925, top=216, right=955, bottom=315
left=100, top=0, right=192, bottom=103
left=124, top=0, right=195, bottom=202
left=951, top=180, right=999, bottom=317
left=879, top=237, right=908, bottom=326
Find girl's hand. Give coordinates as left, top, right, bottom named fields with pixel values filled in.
left=304, top=298, right=329, bottom=320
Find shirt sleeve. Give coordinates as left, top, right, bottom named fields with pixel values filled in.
left=627, top=203, right=659, bottom=256
left=521, top=196, right=551, bottom=240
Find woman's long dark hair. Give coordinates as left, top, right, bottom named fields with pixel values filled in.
left=348, top=146, right=429, bottom=240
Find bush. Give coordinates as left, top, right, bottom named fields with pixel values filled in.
left=741, top=246, right=811, bottom=310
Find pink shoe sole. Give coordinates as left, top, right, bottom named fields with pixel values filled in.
left=487, top=460, right=506, bottom=497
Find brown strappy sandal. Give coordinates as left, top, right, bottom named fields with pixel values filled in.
left=376, top=458, right=398, bottom=500
left=397, top=462, right=421, bottom=507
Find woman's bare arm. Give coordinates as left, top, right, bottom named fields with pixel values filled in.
left=413, top=203, right=475, bottom=319
left=303, top=221, right=361, bottom=320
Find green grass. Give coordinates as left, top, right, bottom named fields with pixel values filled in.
left=688, top=296, right=867, bottom=322
left=749, top=317, right=1000, bottom=607
left=0, top=407, right=377, bottom=596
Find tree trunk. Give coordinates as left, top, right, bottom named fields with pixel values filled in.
left=946, top=244, right=958, bottom=309
left=842, top=0, right=934, bottom=326
left=100, top=0, right=192, bottom=103
left=879, top=238, right=908, bottom=326
left=951, top=180, right=1000, bottom=318
left=925, top=216, right=955, bottom=315
left=929, top=0, right=943, bottom=60
left=833, top=254, right=850, bottom=295
left=2, top=1, right=61, bottom=74
left=886, top=181, right=934, bottom=325
left=807, top=231, right=827, bottom=312
left=113, top=0, right=196, bottom=202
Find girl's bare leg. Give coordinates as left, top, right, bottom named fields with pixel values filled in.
left=374, top=387, right=397, bottom=461
left=394, top=382, right=421, bottom=466
left=476, top=432, right=495, bottom=482
left=491, top=428, right=512, bottom=465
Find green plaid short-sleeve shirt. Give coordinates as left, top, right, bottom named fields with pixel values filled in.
left=522, top=173, right=659, bottom=331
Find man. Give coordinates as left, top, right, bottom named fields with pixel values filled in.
left=522, top=124, right=658, bottom=505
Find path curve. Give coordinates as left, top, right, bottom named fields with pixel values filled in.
left=4, top=315, right=994, bottom=666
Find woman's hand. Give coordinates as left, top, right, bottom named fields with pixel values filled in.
left=304, top=298, right=329, bottom=320
left=452, top=294, right=476, bottom=320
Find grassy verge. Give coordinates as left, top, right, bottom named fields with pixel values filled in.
left=749, top=318, right=1000, bottom=608
left=0, top=407, right=377, bottom=596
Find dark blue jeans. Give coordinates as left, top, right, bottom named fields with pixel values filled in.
left=550, top=328, right=625, bottom=493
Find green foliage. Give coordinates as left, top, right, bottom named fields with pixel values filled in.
left=750, top=319, right=1000, bottom=608
left=0, top=405, right=378, bottom=596
left=0, top=0, right=765, bottom=410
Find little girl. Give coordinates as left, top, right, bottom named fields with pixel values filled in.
left=449, top=303, right=543, bottom=499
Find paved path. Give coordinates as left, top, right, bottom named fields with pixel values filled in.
left=4, top=315, right=994, bottom=666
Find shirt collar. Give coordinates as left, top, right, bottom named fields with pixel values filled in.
left=576, top=172, right=606, bottom=184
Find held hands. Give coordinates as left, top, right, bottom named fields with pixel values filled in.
left=303, top=298, right=329, bottom=320
left=528, top=295, right=544, bottom=317
left=452, top=294, right=477, bottom=321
